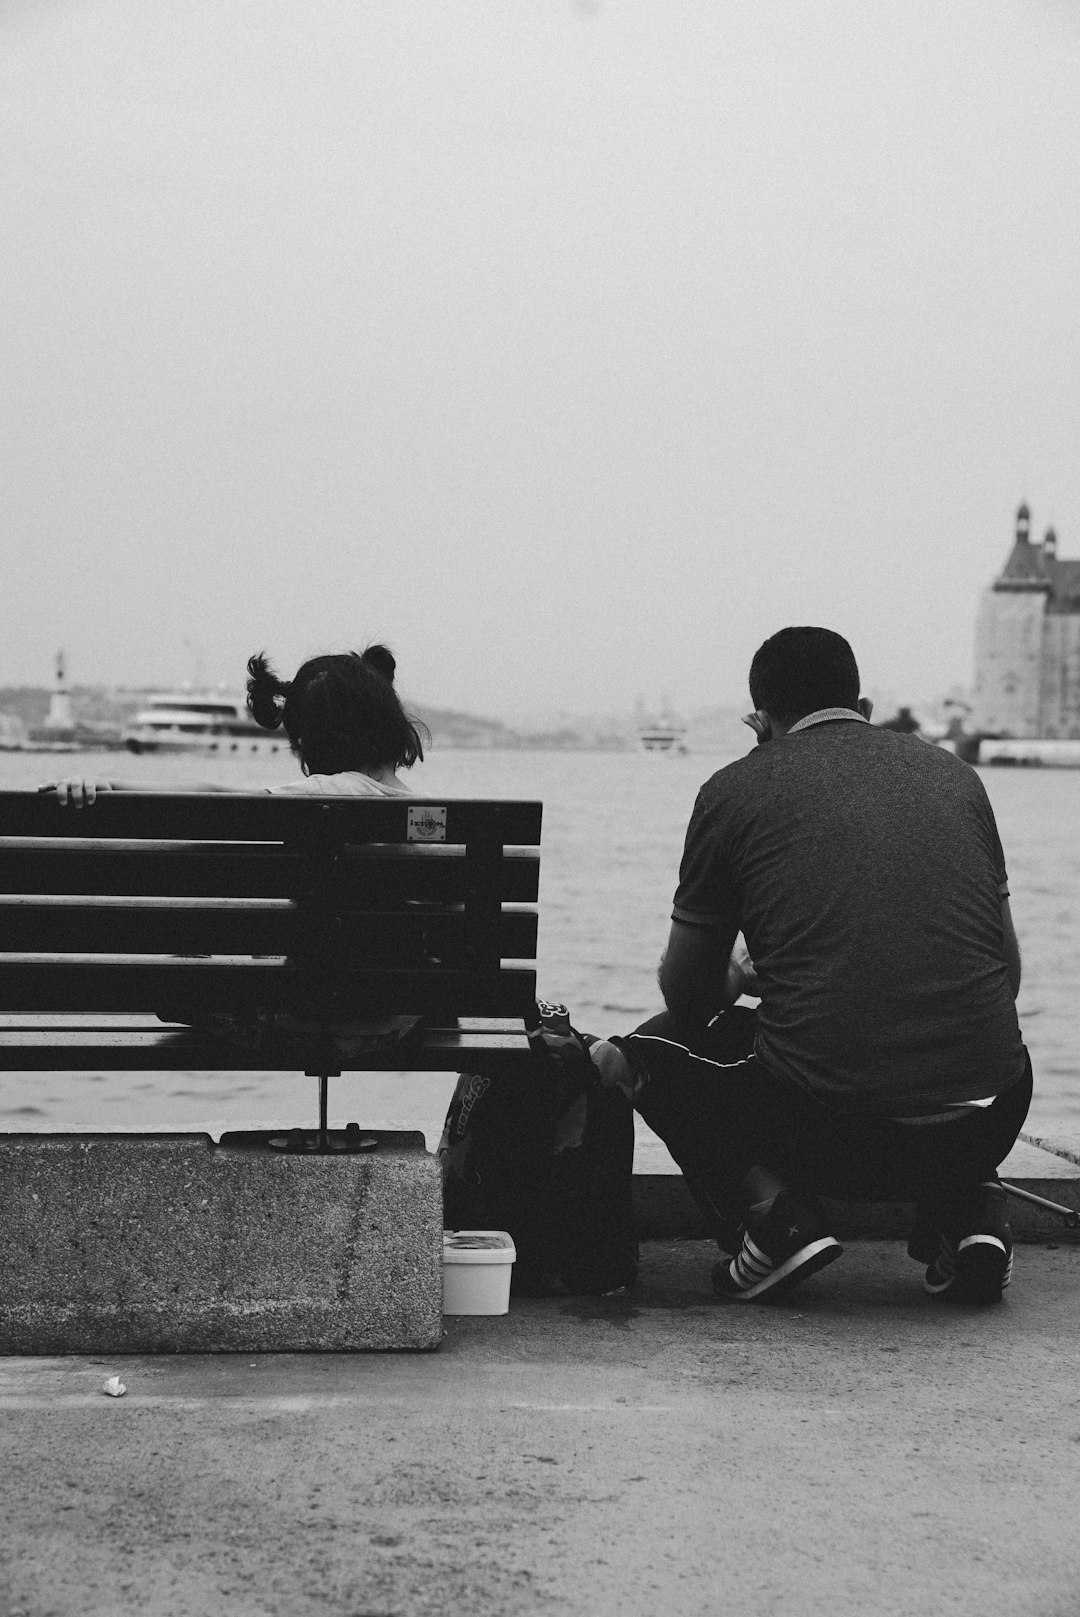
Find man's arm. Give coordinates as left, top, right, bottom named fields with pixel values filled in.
left=658, top=917, right=740, bottom=1030
left=1001, top=896, right=1021, bottom=997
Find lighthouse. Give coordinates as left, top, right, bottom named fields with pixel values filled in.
left=44, top=650, right=74, bottom=732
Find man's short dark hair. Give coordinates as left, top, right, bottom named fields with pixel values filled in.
left=748, top=627, right=860, bottom=723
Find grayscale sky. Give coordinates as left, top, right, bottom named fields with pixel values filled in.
left=3, top=0, right=1079, bottom=718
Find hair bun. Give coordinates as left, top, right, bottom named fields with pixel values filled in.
left=245, top=651, right=288, bottom=730
left=360, top=644, right=396, bottom=684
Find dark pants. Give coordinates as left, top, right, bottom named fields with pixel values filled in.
left=623, top=1008, right=1033, bottom=1230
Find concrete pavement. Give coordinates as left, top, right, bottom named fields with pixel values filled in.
left=2, top=1238, right=1079, bottom=1617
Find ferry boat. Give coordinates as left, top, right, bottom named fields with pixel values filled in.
left=121, top=693, right=287, bottom=755
left=637, top=712, right=688, bottom=754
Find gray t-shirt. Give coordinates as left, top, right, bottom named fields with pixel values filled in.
left=672, top=715, right=1025, bottom=1114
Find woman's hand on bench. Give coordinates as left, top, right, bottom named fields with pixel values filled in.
left=39, top=779, right=245, bottom=803
left=39, top=777, right=115, bottom=808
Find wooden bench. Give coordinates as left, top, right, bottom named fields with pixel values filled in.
left=0, top=790, right=542, bottom=1351
left=0, top=790, right=542, bottom=1127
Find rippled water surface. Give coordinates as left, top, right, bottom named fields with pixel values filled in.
left=1, top=746, right=1076, bottom=1141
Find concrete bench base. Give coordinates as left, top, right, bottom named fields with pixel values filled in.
left=0, top=1131, right=442, bottom=1353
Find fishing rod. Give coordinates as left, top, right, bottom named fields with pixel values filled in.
left=999, top=1181, right=1079, bottom=1229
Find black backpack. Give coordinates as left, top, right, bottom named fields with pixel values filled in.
left=438, top=1002, right=639, bottom=1296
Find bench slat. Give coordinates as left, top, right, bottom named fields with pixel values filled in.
left=0, top=956, right=537, bottom=1018
left=0, top=1012, right=531, bottom=1034
left=0, top=841, right=540, bottom=901
left=0, top=1023, right=535, bottom=1072
left=0, top=897, right=538, bottom=960
left=0, top=793, right=542, bottom=845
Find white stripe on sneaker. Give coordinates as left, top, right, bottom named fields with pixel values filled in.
left=957, top=1234, right=1006, bottom=1254
left=743, top=1233, right=771, bottom=1268
left=733, top=1251, right=770, bottom=1285
left=735, top=1237, right=841, bottom=1299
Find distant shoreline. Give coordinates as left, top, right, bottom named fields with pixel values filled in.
left=0, top=683, right=751, bottom=754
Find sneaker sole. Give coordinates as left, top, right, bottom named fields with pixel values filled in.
left=923, top=1266, right=955, bottom=1296
left=725, top=1237, right=843, bottom=1301
left=955, top=1234, right=1011, bottom=1304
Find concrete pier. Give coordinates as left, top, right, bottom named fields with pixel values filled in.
left=0, top=1131, right=442, bottom=1353
left=0, top=1122, right=1077, bottom=1612
left=1, top=1240, right=1078, bottom=1617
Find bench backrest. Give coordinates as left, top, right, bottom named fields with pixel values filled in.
left=0, top=793, right=541, bottom=1023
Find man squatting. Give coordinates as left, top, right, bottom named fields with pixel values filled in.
left=598, top=626, right=1030, bottom=1304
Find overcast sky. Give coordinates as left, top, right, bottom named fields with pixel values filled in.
left=3, top=1, right=1079, bottom=717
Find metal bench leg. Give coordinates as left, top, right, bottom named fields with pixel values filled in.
left=318, top=1073, right=329, bottom=1153
left=305, top=1056, right=340, bottom=1153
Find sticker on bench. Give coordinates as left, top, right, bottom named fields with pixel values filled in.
left=408, top=805, right=447, bottom=842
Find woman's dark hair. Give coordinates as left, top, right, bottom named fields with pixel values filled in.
left=246, top=645, right=428, bottom=775
left=748, top=627, right=860, bottom=723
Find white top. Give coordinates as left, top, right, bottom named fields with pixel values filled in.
left=270, top=771, right=412, bottom=797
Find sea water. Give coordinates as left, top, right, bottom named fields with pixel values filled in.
left=0, top=745, right=1076, bottom=1147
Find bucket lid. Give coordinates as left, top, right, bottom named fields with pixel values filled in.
left=443, top=1230, right=516, bottom=1264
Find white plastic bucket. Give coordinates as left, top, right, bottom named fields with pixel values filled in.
left=442, top=1230, right=516, bottom=1315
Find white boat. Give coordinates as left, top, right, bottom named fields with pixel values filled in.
left=121, top=693, right=287, bottom=755
left=637, top=712, right=688, bottom=754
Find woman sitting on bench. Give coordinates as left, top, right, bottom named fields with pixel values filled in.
left=43, top=645, right=431, bottom=1041
left=46, top=644, right=427, bottom=805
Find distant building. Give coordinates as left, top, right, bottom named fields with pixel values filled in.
left=0, top=713, right=28, bottom=748
left=972, top=505, right=1080, bottom=738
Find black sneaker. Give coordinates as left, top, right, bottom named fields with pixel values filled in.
left=922, top=1233, right=957, bottom=1296
left=913, top=1196, right=955, bottom=1292
left=923, top=1183, right=1013, bottom=1303
left=711, top=1190, right=842, bottom=1301
left=956, top=1182, right=1013, bottom=1303
left=907, top=1199, right=945, bottom=1266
